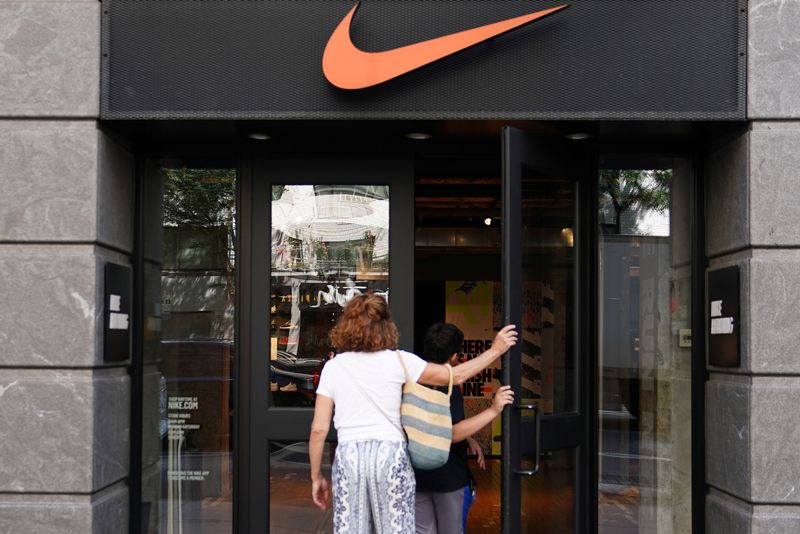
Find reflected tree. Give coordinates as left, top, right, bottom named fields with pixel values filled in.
left=599, top=169, right=671, bottom=234
left=162, top=168, right=237, bottom=339
left=163, top=168, right=236, bottom=228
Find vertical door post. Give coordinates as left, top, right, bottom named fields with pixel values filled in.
left=501, top=126, right=523, bottom=534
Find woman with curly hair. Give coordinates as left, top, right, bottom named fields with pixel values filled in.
left=309, top=294, right=517, bottom=534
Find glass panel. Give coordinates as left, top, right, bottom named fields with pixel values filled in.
left=521, top=449, right=575, bottom=534
left=141, top=165, right=236, bottom=534
left=521, top=167, right=575, bottom=415
left=269, top=441, right=334, bottom=533
left=465, top=457, right=502, bottom=531
left=597, top=159, right=693, bottom=534
left=519, top=164, right=576, bottom=532
left=270, top=185, right=390, bottom=406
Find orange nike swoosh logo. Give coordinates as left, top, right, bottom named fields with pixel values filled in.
left=323, top=2, right=569, bottom=90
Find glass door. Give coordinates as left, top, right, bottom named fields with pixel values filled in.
left=596, top=156, right=695, bottom=534
left=501, top=127, right=593, bottom=534
left=239, top=155, right=415, bottom=532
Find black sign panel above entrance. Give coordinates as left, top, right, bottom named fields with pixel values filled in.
left=102, top=0, right=745, bottom=120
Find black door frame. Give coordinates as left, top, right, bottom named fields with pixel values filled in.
left=236, top=154, right=415, bottom=533
left=127, top=125, right=708, bottom=534
left=501, top=126, right=597, bottom=534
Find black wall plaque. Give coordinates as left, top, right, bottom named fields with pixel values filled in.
left=102, top=0, right=746, bottom=120
left=104, top=263, right=132, bottom=363
left=708, top=265, right=739, bottom=368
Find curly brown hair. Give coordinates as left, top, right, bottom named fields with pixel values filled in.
left=329, top=294, right=399, bottom=352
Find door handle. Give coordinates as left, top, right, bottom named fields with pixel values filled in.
left=513, top=402, right=540, bottom=476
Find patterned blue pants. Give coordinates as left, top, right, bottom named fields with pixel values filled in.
left=332, top=440, right=416, bottom=534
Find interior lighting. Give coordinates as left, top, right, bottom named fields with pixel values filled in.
left=248, top=132, right=271, bottom=140
left=561, top=227, right=574, bottom=247
left=484, top=217, right=492, bottom=226
left=405, top=132, right=433, bottom=140
left=565, top=132, right=591, bottom=140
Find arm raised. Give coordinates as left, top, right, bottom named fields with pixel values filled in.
left=418, top=324, right=517, bottom=386
left=452, top=385, right=514, bottom=442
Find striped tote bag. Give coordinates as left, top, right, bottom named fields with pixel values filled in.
left=397, top=352, right=453, bottom=470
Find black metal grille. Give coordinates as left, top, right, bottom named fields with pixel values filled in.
left=102, top=0, right=746, bottom=120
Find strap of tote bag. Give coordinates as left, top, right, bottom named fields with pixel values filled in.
left=396, top=350, right=453, bottom=397
left=333, top=353, right=454, bottom=438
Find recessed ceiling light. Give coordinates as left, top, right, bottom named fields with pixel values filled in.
left=248, top=132, right=271, bottom=140
left=565, top=132, right=591, bottom=140
left=405, top=132, right=432, bottom=140
left=484, top=217, right=492, bottom=226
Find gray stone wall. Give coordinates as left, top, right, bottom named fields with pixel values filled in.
left=0, top=1, right=134, bottom=532
left=1, top=1, right=797, bottom=533
left=705, top=1, right=800, bottom=530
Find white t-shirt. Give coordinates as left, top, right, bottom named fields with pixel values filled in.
left=315, top=349, right=428, bottom=443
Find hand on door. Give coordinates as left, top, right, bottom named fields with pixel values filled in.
left=491, top=324, right=518, bottom=355
left=490, top=385, right=515, bottom=416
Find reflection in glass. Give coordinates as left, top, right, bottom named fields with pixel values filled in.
left=599, top=169, right=671, bottom=237
left=520, top=169, right=575, bottom=415
left=598, top=161, right=692, bottom=534
left=521, top=450, right=575, bottom=534
left=518, top=168, right=577, bottom=532
left=269, top=441, right=333, bottom=533
left=270, top=185, right=390, bottom=406
left=141, top=166, right=236, bottom=534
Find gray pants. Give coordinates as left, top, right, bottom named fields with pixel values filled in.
left=332, top=440, right=416, bottom=534
left=415, top=488, right=465, bottom=534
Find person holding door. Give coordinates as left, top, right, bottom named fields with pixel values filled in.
left=308, top=294, right=517, bottom=534
left=414, top=322, right=514, bottom=534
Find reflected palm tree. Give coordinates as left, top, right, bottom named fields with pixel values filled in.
left=599, top=169, right=671, bottom=235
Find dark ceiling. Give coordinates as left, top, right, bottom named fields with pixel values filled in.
left=106, top=118, right=744, bottom=240
left=105, top=119, right=746, bottom=157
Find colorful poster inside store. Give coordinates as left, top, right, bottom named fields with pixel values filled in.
left=445, top=281, right=500, bottom=455
left=520, top=281, right=555, bottom=415
left=446, top=280, right=557, bottom=455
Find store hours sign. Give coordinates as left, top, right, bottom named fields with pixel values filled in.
left=708, top=266, right=740, bottom=367
left=104, top=263, right=131, bottom=363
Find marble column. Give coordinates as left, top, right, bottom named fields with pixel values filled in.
left=705, top=1, right=800, bottom=529
left=0, top=2, right=135, bottom=532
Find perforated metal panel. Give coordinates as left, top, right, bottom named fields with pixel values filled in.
left=102, top=0, right=746, bottom=120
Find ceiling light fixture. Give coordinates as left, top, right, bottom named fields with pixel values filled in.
left=565, top=132, right=591, bottom=140
left=405, top=132, right=432, bottom=140
left=484, top=217, right=492, bottom=226
left=248, top=132, right=271, bottom=140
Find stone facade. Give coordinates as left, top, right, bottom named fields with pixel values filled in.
left=1, top=0, right=798, bottom=532
left=0, top=1, right=134, bottom=532
left=704, top=1, right=800, bottom=530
